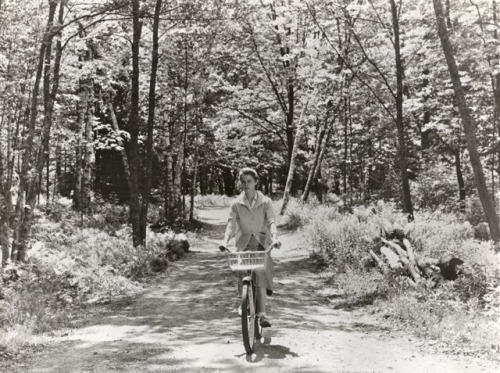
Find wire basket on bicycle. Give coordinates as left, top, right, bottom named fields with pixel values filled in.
left=226, top=251, right=266, bottom=272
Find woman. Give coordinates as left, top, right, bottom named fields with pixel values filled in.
left=220, top=167, right=281, bottom=328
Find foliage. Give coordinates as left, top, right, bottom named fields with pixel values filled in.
left=193, top=194, right=234, bottom=208
left=411, top=162, right=474, bottom=210
left=1, top=0, right=500, bottom=361
left=0, top=199, right=189, bottom=354
left=301, top=198, right=500, bottom=356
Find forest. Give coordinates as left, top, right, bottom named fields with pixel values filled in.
left=0, top=0, right=499, bottom=370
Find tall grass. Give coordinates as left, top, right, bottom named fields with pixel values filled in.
left=290, top=196, right=500, bottom=358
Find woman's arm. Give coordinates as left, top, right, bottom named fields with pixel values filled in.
left=269, top=222, right=278, bottom=241
left=222, top=203, right=238, bottom=247
left=265, top=200, right=279, bottom=242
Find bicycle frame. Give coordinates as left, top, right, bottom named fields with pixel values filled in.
left=220, top=242, right=278, bottom=354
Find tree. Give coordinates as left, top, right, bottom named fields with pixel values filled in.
left=13, top=0, right=61, bottom=262
left=280, top=90, right=315, bottom=214
left=432, top=0, right=500, bottom=242
left=390, top=0, right=414, bottom=220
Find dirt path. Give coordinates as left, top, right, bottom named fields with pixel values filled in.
left=19, top=206, right=499, bottom=372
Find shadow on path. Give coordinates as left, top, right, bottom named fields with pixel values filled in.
left=21, top=206, right=498, bottom=373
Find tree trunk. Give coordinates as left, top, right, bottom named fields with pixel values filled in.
left=454, top=148, right=466, bottom=202
left=164, top=118, right=175, bottom=222
left=286, top=78, right=295, bottom=168
left=217, top=171, right=224, bottom=194
left=0, top=49, right=15, bottom=265
left=13, top=0, right=59, bottom=261
left=313, top=166, right=325, bottom=203
left=73, top=90, right=85, bottom=210
left=190, top=116, right=200, bottom=222
left=302, top=118, right=327, bottom=202
left=45, top=150, right=50, bottom=204
left=263, top=174, right=268, bottom=194
left=343, top=97, right=348, bottom=199
left=493, top=1, right=500, bottom=178
left=107, top=98, right=132, bottom=184
left=54, top=139, right=61, bottom=198
left=172, top=127, right=185, bottom=219
left=82, top=80, right=95, bottom=212
left=127, top=0, right=144, bottom=247
left=55, top=137, right=61, bottom=196
left=269, top=169, right=273, bottom=195
left=140, top=0, right=162, bottom=240
left=72, top=24, right=98, bottom=212
left=0, top=141, right=13, bottom=266
left=221, top=167, right=235, bottom=196
left=302, top=114, right=334, bottom=202
left=74, top=76, right=95, bottom=212
left=280, top=94, right=313, bottom=214
left=31, top=0, right=63, bottom=206
left=181, top=41, right=189, bottom=215
left=390, top=0, right=414, bottom=221
left=433, top=0, right=500, bottom=242
left=348, top=95, right=353, bottom=206
left=445, top=0, right=452, bottom=29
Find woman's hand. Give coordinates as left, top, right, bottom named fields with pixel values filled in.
left=266, top=239, right=281, bottom=253
left=219, top=241, right=230, bottom=252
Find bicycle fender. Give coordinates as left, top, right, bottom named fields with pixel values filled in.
left=241, top=275, right=252, bottom=284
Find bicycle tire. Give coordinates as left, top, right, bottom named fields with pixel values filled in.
left=241, top=284, right=256, bottom=354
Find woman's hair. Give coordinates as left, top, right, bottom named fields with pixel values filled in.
left=238, top=167, right=259, bottom=184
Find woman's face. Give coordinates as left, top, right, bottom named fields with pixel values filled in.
left=240, top=174, right=257, bottom=192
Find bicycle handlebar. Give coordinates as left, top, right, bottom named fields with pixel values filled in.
left=219, top=241, right=280, bottom=254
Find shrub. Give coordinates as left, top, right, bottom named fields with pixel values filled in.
left=276, top=197, right=341, bottom=231
left=194, top=194, right=234, bottom=208
left=281, top=198, right=312, bottom=230
left=405, top=210, right=474, bottom=257
left=0, top=199, right=191, bottom=356
left=307, top=213, right=379, bottom=273
left=303, top=199, right=500, bottom=356
left=465, top=197, right=487, bottom=226
left=384, top=285, right=500, bottom=357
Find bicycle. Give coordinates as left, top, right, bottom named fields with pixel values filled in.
left=219, top=242, right=279, bottom=355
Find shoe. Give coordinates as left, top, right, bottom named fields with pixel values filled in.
left=259, top=314, right=271, bottom=328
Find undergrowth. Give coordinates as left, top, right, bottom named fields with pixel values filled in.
left=194, top=194, right=233, bottom=208
left=0, top=197, right=188, bottom=357
left=299, top=198, right=500, bottom=359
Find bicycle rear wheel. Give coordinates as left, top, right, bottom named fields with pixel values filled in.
left=241, top=283, right=257, bottom=354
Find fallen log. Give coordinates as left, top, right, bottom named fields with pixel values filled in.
left=369, top=250, right=388, bottom=274
left=402, top=239, right=418, bottom=268
left=380, top=245, right=403, bottom=270
left=381, top=238, right=408, bottom=259
left=369, top=234, right=463, bottom=285
left=380, top=238, right=422, bottom=283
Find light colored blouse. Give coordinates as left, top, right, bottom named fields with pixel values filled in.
left=224, top=190, right=277, bottom=251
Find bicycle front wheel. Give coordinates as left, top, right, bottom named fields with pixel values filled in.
left=241, top=283, right=257, bottom=354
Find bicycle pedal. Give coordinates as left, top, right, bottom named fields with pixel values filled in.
left=259, top=320, right=271, bottom=328
left=259, top=316, right=271, bottom=328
